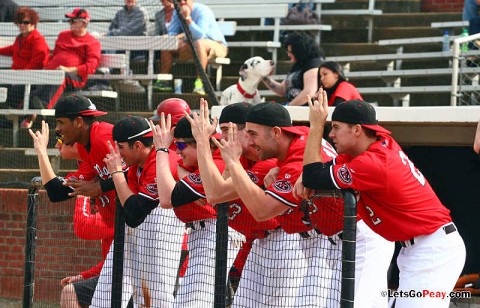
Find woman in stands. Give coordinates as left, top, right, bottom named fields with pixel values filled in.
left=262, top=31, right=323, bottom=106
left=0, top=6, right=50, bottom=111
left=319, top=60, right=363, bottom=106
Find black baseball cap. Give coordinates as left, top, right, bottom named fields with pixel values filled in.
left=173, top=116, right=193, bottom=139
left=245, top=102, right=304, bottom=135
left=113, top=116, right=153, bottom=142
left=54, top=94, right=107, bottom=118
left=219, top=102, right=252, bottom=124
left=331, top=100, right=391, bottom=135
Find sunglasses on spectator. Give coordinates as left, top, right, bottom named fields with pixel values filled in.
left=17, top=20, right=31, bottom=25
left=174, top=141, right=190, bottom=151
left=68, top=18, right=84, bottom=24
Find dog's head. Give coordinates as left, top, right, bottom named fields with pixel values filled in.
left=239, top=56, right=275, bottom=81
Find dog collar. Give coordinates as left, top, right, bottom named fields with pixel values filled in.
left=236, top=83, right=257, bottom=99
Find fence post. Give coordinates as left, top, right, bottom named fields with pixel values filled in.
left=111, top=199, right=125, bottom=308
left=340, top=189, right=357, bottom=308
left=214, top=203, right=229, bottom=308
left=23, top=177, right=42, bottom=308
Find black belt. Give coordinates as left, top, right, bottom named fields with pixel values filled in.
left=399, top=223, right=457, bottom=248
left=298, top=228, right=322, bottom=239
left=186, top=220, right=206, bottom=230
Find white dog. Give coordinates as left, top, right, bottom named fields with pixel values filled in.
left=219, top=56, right=275, bottom=106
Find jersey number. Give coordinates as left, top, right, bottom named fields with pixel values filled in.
left=365, top=205, right=382, bottom=226
left=228, top=203, right=242, bottom=221
left=399, top=151, right=426, bottom=186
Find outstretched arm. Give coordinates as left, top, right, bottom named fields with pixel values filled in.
left=150, top=116, right=177, bottom=208
left=186, top=99, right=238, bottom=204
left=28, top=121, right=56, bottom=185
left=303, top=88, right=329, bottom=165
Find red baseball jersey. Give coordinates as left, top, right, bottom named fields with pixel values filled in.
left=74, top=196, right=114, bottom=279
left=266, top=127, right=340, bottom=234
left=331, top=134, right=452, bottom=241
left=227, top=158, right=280, bottom=239
left=127, top=149, right=158, bottom=201
left=173, top=149, right=225, bottom=223
left=76, top=122, right=116, bottom=226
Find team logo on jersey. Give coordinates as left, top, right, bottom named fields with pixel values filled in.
left=272, top=179, right=292, bottom=193
left=188, top=173, right=202, bottom=184
left=337, top=165, right=352, bottom=185
left=284, top=173, right=291, bottom=179
left=145, top=183, right=158, bottom=195
left=246, top=170, right=259, bottom=184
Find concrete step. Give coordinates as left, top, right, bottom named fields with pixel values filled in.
left=323, top=0, right=421, bottom=13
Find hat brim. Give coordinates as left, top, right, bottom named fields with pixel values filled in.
left=362, top=124, right=391, bottom=135
left=280, top=126, right=306, bottom=136
left=79, top=110, right=108, bottom=117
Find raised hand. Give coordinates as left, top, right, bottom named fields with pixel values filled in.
left=307, top=88, right=329, bottom=128
left=103, top=140, right=123, bottom=175
left=211, top=122, right=242, bottom=166
left=28, top=120, right=50, bottom=155
left=185, top=98, right=217, bottom=143
left=149, top=113, right=173, bottom=150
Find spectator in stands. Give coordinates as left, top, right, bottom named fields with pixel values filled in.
left=154, top=0, right=174, bottom=36
left=0, top=0, right=18, bottom=22
left=108, top=0, right=149, bottom=37
left=262, top=31, right=323, bottom=106
left=28, top=8, right=101, bottom=128
left=463, top=0, right=480, bottom=48
left=0, top=6, right=50, bottom=110
left=319, top=61, right=363, bottom=106
left=154, top=0, right=228, bottom=95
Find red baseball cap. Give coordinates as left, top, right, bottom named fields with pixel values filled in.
left=65, top=8, right=90, bottom=22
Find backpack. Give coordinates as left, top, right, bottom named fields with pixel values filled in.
left=281, top=0, right=321, bottom=25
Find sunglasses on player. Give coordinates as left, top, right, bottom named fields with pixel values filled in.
left=174, top=141, right=189, bottom=151
left=17, top=20, right=32, bottom=25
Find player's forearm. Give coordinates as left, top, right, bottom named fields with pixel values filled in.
left=304, top=125, right=324, bottom=166
left=156, top=152, right=176, bottom=208
left=111, top=172, right=133, bottom=205
left=196, top=141, right=238, bottom=204
left=36, top=151, right=57, bottom=185
left=227, top=161, right=272, bottom=221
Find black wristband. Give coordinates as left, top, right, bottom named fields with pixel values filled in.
left=156, top=147, right=169, bottom=153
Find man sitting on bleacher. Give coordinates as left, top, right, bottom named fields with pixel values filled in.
left=29, top=8, right=101, bottom=123
left=154, top=0, right=227, bottom=95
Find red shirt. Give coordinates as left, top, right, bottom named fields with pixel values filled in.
left=127, top=149, right=158, bottom=200
left=265, top=126, right=340, bottom=234
left=0, top=29, right=50, bottom=69
left=331, top=135, right=452, bottom=241
left=227, top=159, right=280, bottom=239
left=76, top=122, right=117, bottom=228
left=46, top=30, right=101, bottom=86
left=328, top=81, right=363, bottom=106
left=173, top=149, right=225, bottom=223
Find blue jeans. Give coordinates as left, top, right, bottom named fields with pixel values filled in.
left=463, top=0, right=479, bottom=21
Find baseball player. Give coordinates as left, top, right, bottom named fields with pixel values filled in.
left=29, top=95, right=116, bottom=307
left=100, top=116, right=184, bottom=307
left=211, top=102, right=346, bottom=307
left=150, top=115, right=243, bottom=308
left=302, top=94, right=466, bottom=308
left=186, top=100, right=306, bottom=307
